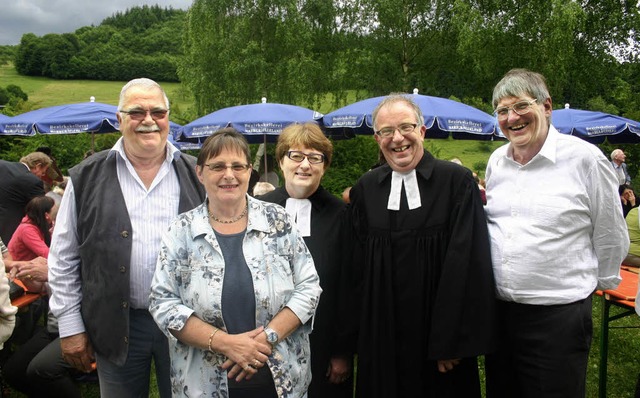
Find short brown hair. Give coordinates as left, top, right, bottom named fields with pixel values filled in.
left=275, top=123, right=333, bottom=169
left=197, top=128, right=251, bottom=167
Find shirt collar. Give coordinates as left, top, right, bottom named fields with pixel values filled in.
left=504, top=125, right=560, bottom=165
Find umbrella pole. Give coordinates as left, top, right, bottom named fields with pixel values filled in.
left=263, top=135, right=267, bottom=181
left=92, top=132, right=95, bottom=153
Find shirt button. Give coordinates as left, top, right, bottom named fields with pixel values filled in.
left=119, top=266, right=126, bottom=273
left=121, top=301, right=129, bottom=309
left=124, top=336, right=129, bottom=344
left=121, top=231, right=129, bottom=238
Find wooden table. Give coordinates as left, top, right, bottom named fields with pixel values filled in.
left=596, top=266, right=639, bottom=398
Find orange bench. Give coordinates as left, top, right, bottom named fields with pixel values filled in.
left=595, top=266, right=639, bottom=398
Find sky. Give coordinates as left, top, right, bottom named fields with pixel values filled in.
left=0, top=1, right=192, bottom=45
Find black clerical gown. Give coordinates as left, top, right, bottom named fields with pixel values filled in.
left=258, top=186, right=353, bottom=398
left=348, top=150, right=496, bottom=398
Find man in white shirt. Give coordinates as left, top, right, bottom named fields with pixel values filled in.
left=611, top=148, right=632, bottom=186
left=48, top=78, right=205, bottom=397
left=484, top=69, right=628, bottom=398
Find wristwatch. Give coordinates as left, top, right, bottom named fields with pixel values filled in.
left=264, top=327, right=279, bottom=346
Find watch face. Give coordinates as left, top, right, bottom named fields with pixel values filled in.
left=266, top=328, right=278, bottom=343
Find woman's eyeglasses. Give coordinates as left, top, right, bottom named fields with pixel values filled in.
left=203, top=163, right=251, bottom=173
left=286, top=151, right=325, bottom=164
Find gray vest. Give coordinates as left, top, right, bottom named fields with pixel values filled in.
left=69, top=149, right=206, bottom=365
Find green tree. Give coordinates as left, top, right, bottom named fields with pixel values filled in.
left=180, top=0, right=346, bottom=114
left=0, top=87, right=9, bottom=106
left=6, top=85, right=28, bottom=102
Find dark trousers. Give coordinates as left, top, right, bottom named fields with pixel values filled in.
left=3, top=326, right=80, bottom=398
left=485, top=296, right=592, bottom=398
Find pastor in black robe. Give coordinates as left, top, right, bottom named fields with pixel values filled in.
left=348, top=149, right=496, bottom=398
left=258, top=185, right=354, bottom=398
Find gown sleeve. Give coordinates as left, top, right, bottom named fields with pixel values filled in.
left=427, top=175, right=496, bottom=359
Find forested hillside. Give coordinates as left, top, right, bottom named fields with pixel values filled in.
left=13, top=5, right=184, bottom=82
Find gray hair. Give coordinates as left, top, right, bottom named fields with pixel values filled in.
left=492, top=69, right=551, bottom=108
left=611, top=149, right=623, bottom=161
left=372, top=93, right=424, bottom=132
left=118, top=78, right=169, bottom=110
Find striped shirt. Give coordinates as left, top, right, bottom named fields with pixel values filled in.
left=49, top=138, right=180, bottom=338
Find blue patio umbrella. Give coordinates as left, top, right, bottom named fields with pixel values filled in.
left=0, top=100, right=188, bottom=151
left=0, top=101, right=119, bottom=136
left=322, top=89, right=497, bottom=140
left=180, top=98, right=324, bottom=144
left=550, top=105, right=640, bottom=144
left=0, top=113, right=11, bottom=135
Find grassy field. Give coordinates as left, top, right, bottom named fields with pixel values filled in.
left=0, top=63, right=189, bottom=111
left=2, top=64, right=639, bottom=398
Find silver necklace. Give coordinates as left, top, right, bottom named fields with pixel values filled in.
left=209, top=204, right=248, bottom=224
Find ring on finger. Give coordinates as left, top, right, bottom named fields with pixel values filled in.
left=253, top=359, right=260, bottom=367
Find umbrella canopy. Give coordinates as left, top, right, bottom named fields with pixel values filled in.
left=0, top=114, right=10, bottom=135
left=322, top=89, right=497, bottom=140
left=180, top=98, right=324, bottom=143
left=0, top=101, right=119, bottom=136
left=550, top=106, right=640, bottom=144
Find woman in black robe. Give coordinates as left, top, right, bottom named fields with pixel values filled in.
left=258, top=122, right=354, bottom=398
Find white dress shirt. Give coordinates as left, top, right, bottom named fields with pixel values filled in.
left=485, top=126, right=628, bottom=305
left=48, top=138, right=180, bottom=338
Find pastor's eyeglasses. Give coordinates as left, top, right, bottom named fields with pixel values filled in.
left=494, top=99, right=538, bottom=121
left=286, top=151, right=325, bottom=164
left=203, top=163, right=251, bottom=173
left=119, top=108, right=169, bottom=121
left=374, top=123, right=418, bottom=138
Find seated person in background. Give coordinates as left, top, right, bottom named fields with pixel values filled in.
left=45, top=177, right=68, bottom=207
left=6, top=196, right=54, bottom=350
left=3, top=263, right=82, bottom=398
left=0, top=255, right=17, bottom=351
left=625, top=206, right=640, bottom=267
left=252, top=181, right=276, bottom=196
left=258, top=154, right=280, bottom=186
left=473, top=172, right=487, bottom=205
left=620, top=184, right=637, bottom=218
left=248, top=169, right=260, bottom=197
left=8, top=196, right=55, bottom=264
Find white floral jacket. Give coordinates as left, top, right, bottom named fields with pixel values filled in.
left=149, top=195, right=321, bottom=398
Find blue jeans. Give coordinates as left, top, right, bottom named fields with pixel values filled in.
left=95, top=309, right=171, bottom=398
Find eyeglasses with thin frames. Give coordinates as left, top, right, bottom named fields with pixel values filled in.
left=203, top=163, right=251, bottom=173
left=119, top=108, right=169, bottom=121
left=286, top=151, right=325, bottom=164
left=494, top=99, right=538, bottom=121
left=374, top=123, right=418, bottom=138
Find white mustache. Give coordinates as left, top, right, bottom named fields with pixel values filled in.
left=135, top=125, right=161, bottom=133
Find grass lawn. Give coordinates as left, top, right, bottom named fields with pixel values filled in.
left=0, top=63, right=188, bottom=111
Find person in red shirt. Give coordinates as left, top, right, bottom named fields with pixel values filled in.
left=8, top=196, right=55, bottom=262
